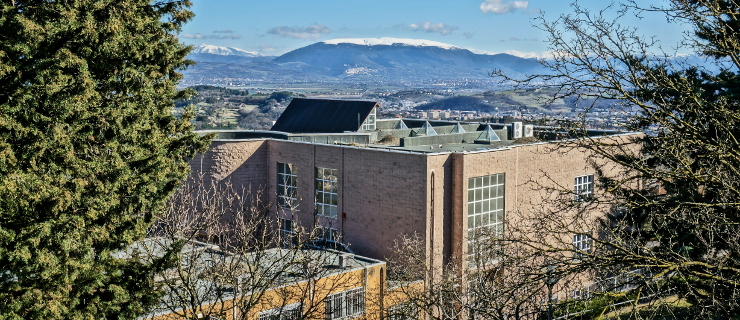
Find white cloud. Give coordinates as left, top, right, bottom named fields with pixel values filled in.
left=210, top=34, right=242, bottom=40
left=463, top=31, right=474, bottom=39
left=213, top=30, right=234, bottom=33
left=402, top=22, right=459, bottom=36
left=267, top=24, right=331, bottom=40
left=468, top=48, right=554, bottom=59
left=479, top=0, right=529, bottom=14
left=181, top=33, right=206, bottom=39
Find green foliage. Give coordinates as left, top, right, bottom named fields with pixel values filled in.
left=0, top=1, right=208, bottom=319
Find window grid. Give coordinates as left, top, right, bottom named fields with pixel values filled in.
left=574, top=174, right=594, bottom=201
left=280, top=218, right=295, bottom=244
left=325, top=287, right=365, bottom=320
left=319, top=226, right=339, bottom=242
left=467, top=173, right=505, bottom=263
left=278, top=163, right=298, bottom=208
left=315, top=168, right=338, bottom=218
left=360, top=108, right=376, bottom=131
left=259, top=302, right=302, bottom=320
left=573, top=233, right=592, bottom=259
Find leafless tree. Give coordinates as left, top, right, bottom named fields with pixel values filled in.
left=487, top=1, right=740, bottom=318
left=138, top=175, right=377, bottom=320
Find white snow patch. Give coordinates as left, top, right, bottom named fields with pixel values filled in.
left=322, top=37, right=461, bottom=50
left=344, top=67, right=376, bottom=76
left=191, top=44, right=261, bottom=57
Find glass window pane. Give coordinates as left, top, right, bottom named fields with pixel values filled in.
left=476, top=177, right=483, bottom=188
left=483, top=175, right=490, bottom=187
left=475, top=215, right=482, bottom=227
left=329, top=206, right=337, bottom=218
left=482, top=187, right=489, bottom=200
left=331, top=194, right=337, bottom=206
left=482, top=200, right=489, bottom=213
left=468, top=178, right=474, bottom=189
left=331, top=181, right=338, bottom=193
left=468, top=203, right=474, bottom=215
left=475, top=202, right=482, bottom=214
left=468, top=216, right=474, bottom=228
left=475, top=188, right=482, bottom=201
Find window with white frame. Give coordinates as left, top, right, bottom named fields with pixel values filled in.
left=258, top=302, right=302, bottom=320
left=325, top=287, right=365, bottom=320
left=319, top=226, right=339, bottom=242
left=573, top=233, right=592, bottom=259
left=574, top=174, right=594, bottom=201
left=278, top=163, right=298, bottom=208
left=316, top=167, right=338, bottom=218
left=280, top=218, right=295, bottom=244
left=467, top=173, right=505, bottom=265
left=360, top=108, right=376, bottom=131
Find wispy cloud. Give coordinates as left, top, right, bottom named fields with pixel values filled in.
left=211, top=34, right=242, bottom=40
left=213, top=30, right=234, bottom=33
left=463, top=31, right=474, bottom=39
left=267, top=24, right=331, bottom=39
left=500, top=37, right=538, bottom=42
left=479, top=0, right=529, bottom=14
left=259, top=44, right=278, bottom=53
left=181, top=33, right=206, bottom=39
left=398, top=22, right=458, bottom=35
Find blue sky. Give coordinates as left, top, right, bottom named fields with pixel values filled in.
left=179, top=0, right=690, bottom=57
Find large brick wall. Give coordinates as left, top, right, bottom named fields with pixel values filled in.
left=189, top=139, right=270, bottom=192
left=189, top=134, right=638, bottom=268
left=267, top=140, right=429, bottom=261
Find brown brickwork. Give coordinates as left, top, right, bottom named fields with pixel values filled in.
left=190, top=134, right=638, bottom=268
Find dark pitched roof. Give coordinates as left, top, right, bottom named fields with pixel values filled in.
left=271, top=98, right=379, bottom=133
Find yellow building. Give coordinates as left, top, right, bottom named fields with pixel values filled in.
left=135, top=238, right=387, bottom=320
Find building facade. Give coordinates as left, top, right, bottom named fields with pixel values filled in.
left=190, top=99, right=637, bottom=273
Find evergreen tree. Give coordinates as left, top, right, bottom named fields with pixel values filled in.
left=0, top=1, right=208, bottom=318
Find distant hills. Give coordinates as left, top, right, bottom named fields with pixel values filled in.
left=182, top=38, right=546, bottom=87
left=182, top=40, right=726, bottom=88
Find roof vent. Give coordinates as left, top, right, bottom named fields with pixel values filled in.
left=414, top=121, right=437, bottom=136
left=450, top=122, right=466, bottom=134
left=394, top=120, right=409, bottom=129
left=338, top=253, right=355, bottom=268
left=476, top=125, right=501, bottom=142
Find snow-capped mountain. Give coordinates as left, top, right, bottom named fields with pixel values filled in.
left=322, top=37, right=462, bottom=50
left=183, top=38, right=549, bottom=85
left=191, top=44, right=261, bottom=57
left=272, top=38, right=543, bottom=79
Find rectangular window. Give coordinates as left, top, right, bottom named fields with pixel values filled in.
left=573, top=233, right=592, bottom=259
left=467, top=173, right=505, bottom=265
left=278, top=163, right=298, bottom=208
left=574, top=174, right=594, bottom=201
left=259, top=302, right=302, bottom=320
left=316, top=167, right=338, bottom=218
left=360, top=108, right=376, bottom=131
left=280, top=218, right=295, bottom=244
left=325, top=287, right=365, bottom=320
left=319, top=226, right=339, bottom=242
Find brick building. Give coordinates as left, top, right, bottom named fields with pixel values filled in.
left=191, top=98, right=637, bottom=271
